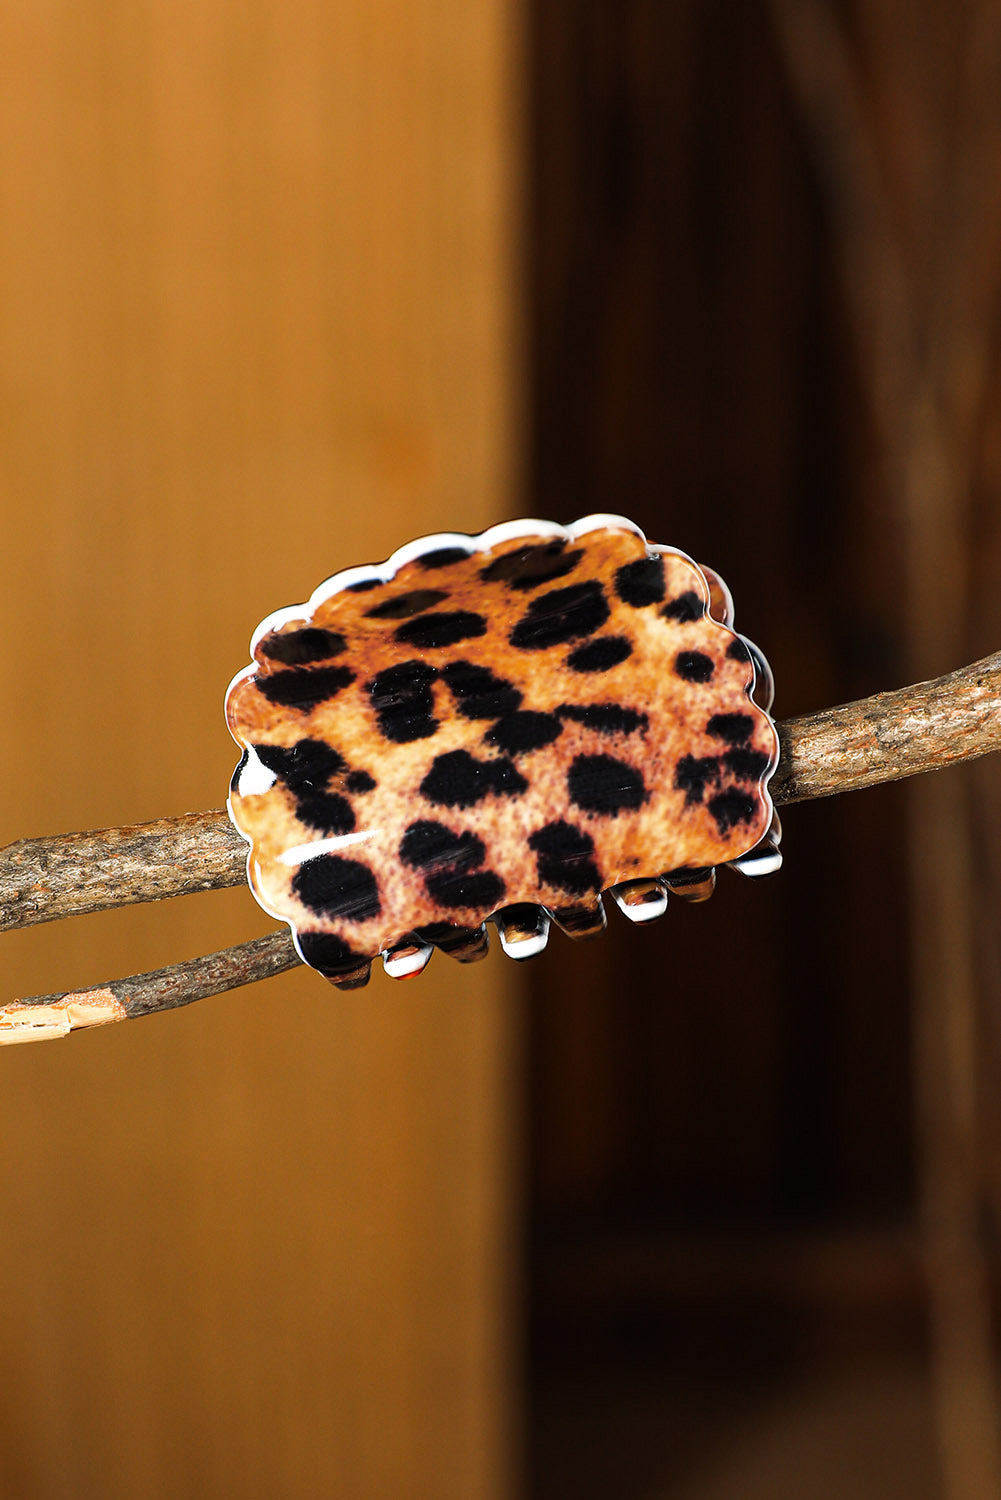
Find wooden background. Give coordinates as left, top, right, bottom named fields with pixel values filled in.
left=525, top=4, right=1001, bottom=1498
left=0, top=3, right=521, bottom=1496
left=5, top=3, right=1001, bottom=1497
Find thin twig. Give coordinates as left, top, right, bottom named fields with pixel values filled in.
left=2, top=649, right=1000, bottom=1042
left=0, top=933, right=300, bottom=1045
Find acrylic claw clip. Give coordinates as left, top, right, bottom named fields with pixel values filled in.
left=226, top=514, right=780, bottom=988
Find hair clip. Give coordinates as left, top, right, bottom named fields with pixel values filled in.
left=225, top=514, right=779, bottom=989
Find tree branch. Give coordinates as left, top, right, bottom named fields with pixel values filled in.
left=0, top=809, right=246, bottom=935
left=768, top=648, right=1001, bottom=804
left=0, top=933, right=299, bottom=1045
left=2, top=649, right=1000, bottom=1042
left=4, top=650, right=999, bottom=934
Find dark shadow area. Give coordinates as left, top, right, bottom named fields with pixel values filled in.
left=523, top=2, right=937, bottom=1493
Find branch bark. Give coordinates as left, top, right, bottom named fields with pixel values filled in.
left=0, top=809, right=246, bottom=934
left=768, top=648, right=1001, bottom=804
left=2, top=648, right=1000, bottom=1041
left=0, top=933, right=298, bottom=1045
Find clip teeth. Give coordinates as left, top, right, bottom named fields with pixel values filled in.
left=730, top=843, right=783, bottom=878
left=663, top=867, right=717, bottom=902
left=414, top=922, right=491, bottom=964
left=610, top=879, right=669, bottom=924
left=549, top=894, right=607, bottom=940
left=495, top=904, right=551, bottom=960
left=382, top=935, right=434, bottom=980
left=324, top=959, right=372, bottom=991
left=729, top=808, right=782, bottom=878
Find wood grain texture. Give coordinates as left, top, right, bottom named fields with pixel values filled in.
left=0, top=1, right=520, bottom=1496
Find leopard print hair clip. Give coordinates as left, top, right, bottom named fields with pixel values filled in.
left=225, top=514, right=780, bottom=989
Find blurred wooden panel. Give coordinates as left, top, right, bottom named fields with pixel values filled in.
left=0, top=2, right=521, bottom=1497
left=525, top=0, right=911, bottom=1224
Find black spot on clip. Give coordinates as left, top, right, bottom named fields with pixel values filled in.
left=395, top=611, right=487, bottom=649
left=367, top=660, right=439, bottom=743
left=426, top=867, right=506, bottom=910
left=528, top=821, right=602, bottom=895
left=415, top=546, right=472, bottom=569
left=674, top=754, right=720, bottom=806
left=258, top=627, right=347, bottom=665
left=365, top=588, right=449, bottom=620
left=706, top=713, right=754, bottom=745
left=567, top=636, right=633, bottom=673
left=296, top=930, right=369, bottom=977
left=400, top=820, right=485, bottom=872
left=481, top=541, right=584, bottom=591
left=253, top=738, right=347, bottom=791
left=510, top=581, right=610, bottom=650
left=442, top=660, right=522, bottom=718
left=294, top=791, right=356, bottom=837
left=661, top=591, right=703, bottom=623
left=484, top=711, right=564, bottom=755
left=420, top=750, right=527, bottom=808
left=400, top=820, right=505, bottom=912
left=567, top=754, right=647, bottom=814
left=255, top=664, right=355, bottom=710
left=556, top=703, right=647, bottom=736
left=674, top=651, right=715, bottom=683
left=614, top=554, right=666, bottom=608
left=707, top=788, right=757, bottom=834
left=293, top=854, right=381, bottom=922
left=722, top=747, right=771, bottom=781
